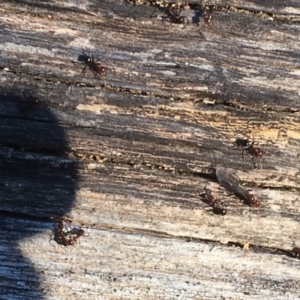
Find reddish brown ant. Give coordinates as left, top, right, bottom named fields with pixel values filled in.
left=204, top=185, right=226, bottom=215
left=242, top=140, right=263, bottom=169
left=55, top=219, right=85, bottom=246
left=203, top=11, right=212, bottom=26
left=240, top=189, right=260, bottom=208
left=80, top=49, right=106, bottom=77
left=62, top=228, right=85, bottom=246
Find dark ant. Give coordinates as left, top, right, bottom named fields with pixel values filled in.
left=291, top=247, right=300, bottom=259
left=80, top=49, right=106, bottom=76
left=204, top=185, right=226, bottom=215
left=234, top=138, right=249, bottom=148
left=55, top=219, right=85, bottom=246
left=165, top=4, right=188, bottom=25
left=152, top=4, right=188, bottom=27
left=215, top=167, right=240, bottom=190
left=242, top=140, right=263, bottom=169
left=215, top=167, right=260, bottom=208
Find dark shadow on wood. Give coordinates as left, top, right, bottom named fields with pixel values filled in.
left=0, top=88, right=78, bottom=298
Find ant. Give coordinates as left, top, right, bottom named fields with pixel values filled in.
left=55, top=219, right=85, bottom=246
left=152, top=4, right=188, bottom=27
left=204, top=185, right=226, bottom=215
left=215, top=167, right=260, bottom=208
left=291, top=247, right=300, bottom=259
left=241, top=140, right=264, bottom=169
left=62, top=228, right=85, bottom=246
left=241, top=189, right=260, bottom=208
left=203, top=10, right=212, bottom=26
left=80, top=49, right=106, bottom=77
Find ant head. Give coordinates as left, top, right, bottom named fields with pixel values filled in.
left=292, top=247, right=300, bottom=258
left=204, top=13, right=212, bottom=25
left=220, top=209, right=227, bottom=215
left=213, top=207, right=227, bottom=215
left=68, top=239, right=76, bottom=246
left=78, top=229, right=85, bottom=237
left=251, top=197, right=260, bottom=208
left=99, top=66, right=106, bottom=74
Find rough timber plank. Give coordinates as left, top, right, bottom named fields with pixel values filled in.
left=3, top=217, right=300, bottom=300
left=1, top=0, right=300, bottom=299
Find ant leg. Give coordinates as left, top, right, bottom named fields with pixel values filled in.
left=241, top=149, right=246, bottom=162
left=181, top=17, right=188, bottom=29
left=259, top=158, right=262, bottom=169
left=82, top=48, right=88, bottom=56
left=177, top=7, right=183, bottom=16
left=91, top=68, right=99, bottom=77
left=150, top=7, right=156, bottom=18
left=204, top=183, right=208, bottom=192
left=150, top=7, right=160, bottom=19
left=151, top=6, right=167, bottom=24
left=49, top=233, right=57, bottom=248
left=185, top=17, right=189, bottom=27
left=80, top=229, right=89, bottom=238
left=161, top=16, right=172, bottom=26
left=92, top=71, right=102, bottom=85
left=251, top=156, right=256, bottom=169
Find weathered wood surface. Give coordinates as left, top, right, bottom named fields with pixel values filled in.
left=1, top=0, right=300, bottom=299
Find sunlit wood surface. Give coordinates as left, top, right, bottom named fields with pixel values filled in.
left=1, top=0, right=300, bottom=299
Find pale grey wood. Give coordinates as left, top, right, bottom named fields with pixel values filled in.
left=2, top=217, right=299, bottom=300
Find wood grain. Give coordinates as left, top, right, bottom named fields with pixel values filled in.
left=1, top=0, right=300, bottom=299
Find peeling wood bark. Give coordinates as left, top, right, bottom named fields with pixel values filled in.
left=1, top=0, right=300, bottom=299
